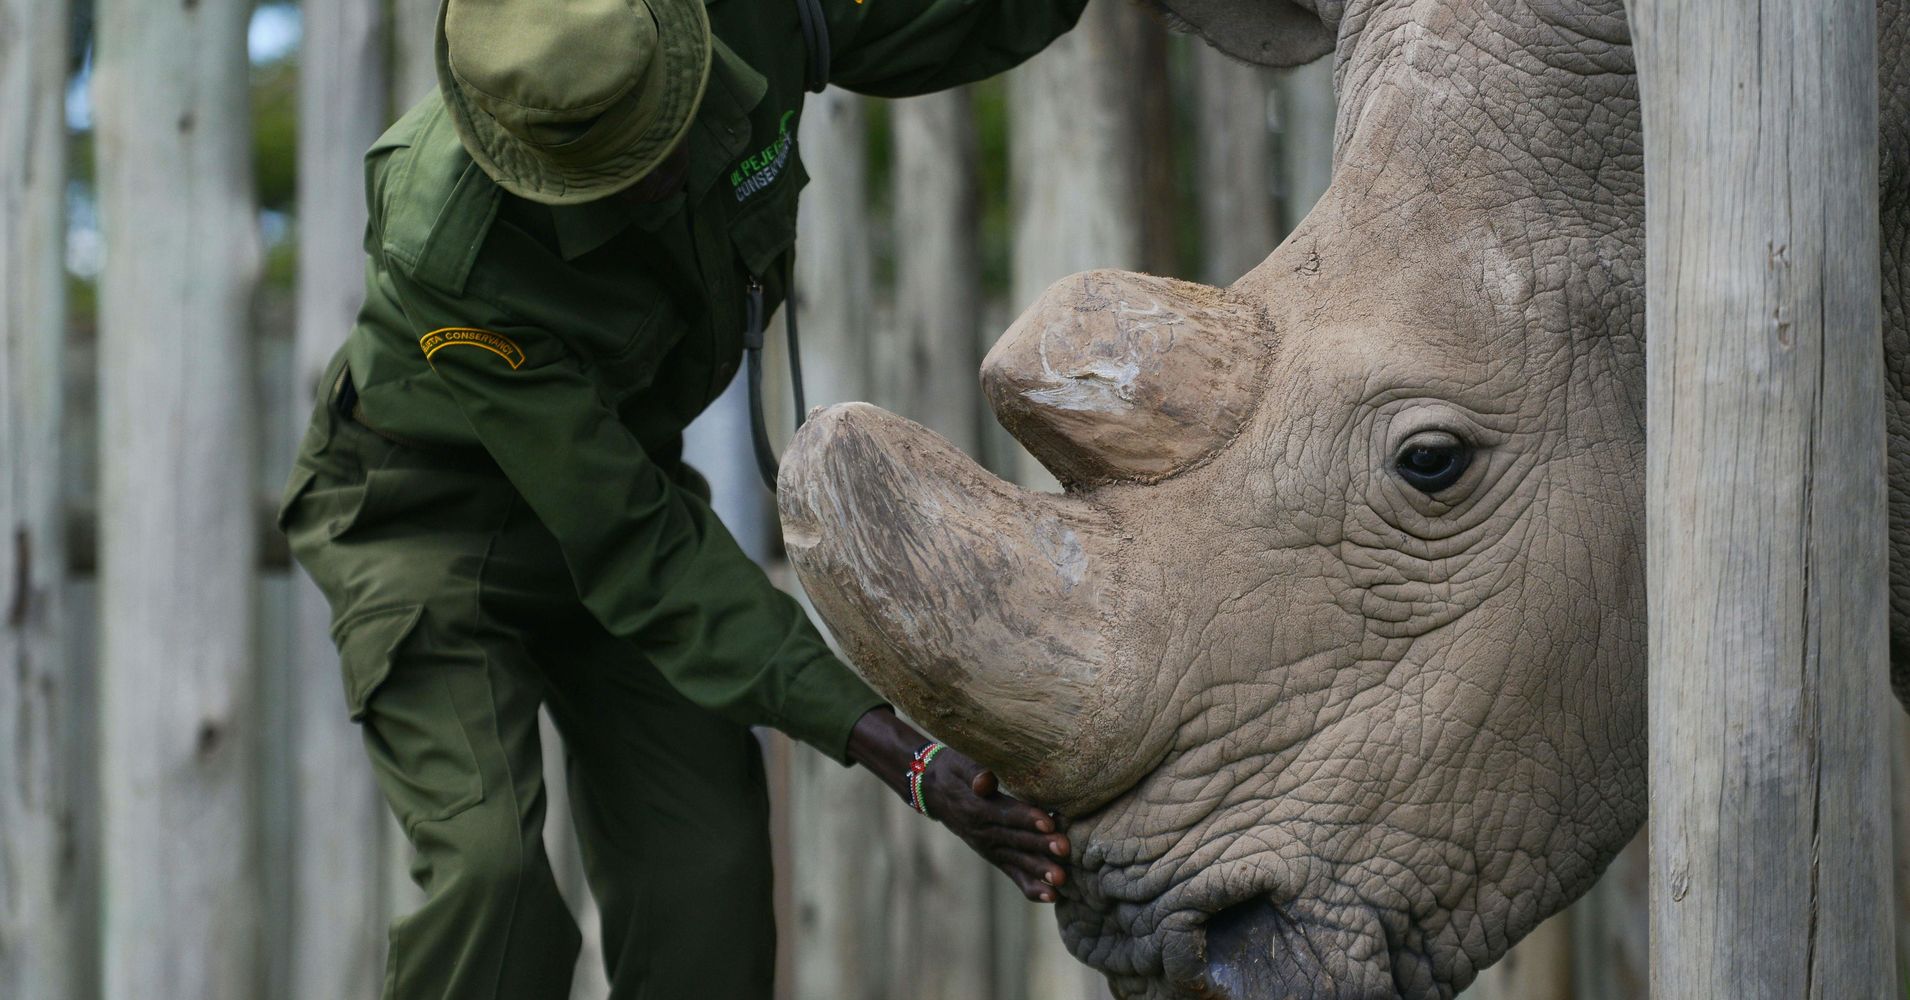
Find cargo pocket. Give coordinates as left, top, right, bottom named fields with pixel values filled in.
left=335, top=605, right=486, bottom=831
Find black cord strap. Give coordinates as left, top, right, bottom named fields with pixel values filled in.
left=743, top=265, right=810, bottom=494
left=794, top=0, right=830, bottom=93
left=741, top=0, right=826, bottom=492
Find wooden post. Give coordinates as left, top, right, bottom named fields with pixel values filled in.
left=682, top=382, right=774, bottom=561
left=1462, top=913, right=1574, bottom=1000
left=92, top=0, right=265, bottom=994
left=1572, top=833, right=1649, bottom=1000
left=678, top=264, right=776, bottom=1000
left=1275, top=57, right=1334, bottom=231
left=877, top=88, right=998, bottom=1000
left=1007, top=4, right=1143, bottom=312
left=787, top=86, right=893, bottom=1000
left=1892, top=713, right=1910, bottom=991
left=880, top=91, right=984, bottom=460
left=1005, top=0, right=1143, bottom=502
left=1192, top=45, right=1278, bottom=286
left=391, top=0, right=443, bottom=112
left=0, top=1, right=79, bottom=998
left=537, top=711, right=612, bottom=1000
left=287, top=1, right=391, bottom=996
left=1636, top=0, right=1893, bottom=993
left=1004, top=7, right=1142, bottom=996
left=1134, top=25, right=1178, bottom=278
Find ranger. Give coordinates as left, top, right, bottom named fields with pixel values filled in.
left=278, top=0, right=1088, bottom=996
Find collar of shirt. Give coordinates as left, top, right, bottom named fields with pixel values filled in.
left=548, top=36, right=769, bottom=261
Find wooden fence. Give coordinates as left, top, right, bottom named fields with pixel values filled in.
left=1635, top=0, right=1893, bottom=994
left=0, top=0, right=1899, bottom=997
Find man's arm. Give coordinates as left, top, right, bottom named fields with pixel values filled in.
left=395, top=272, right=886, bottom=760
left=404, top=298, right=1071, bottom=896
left=822, top=0, right=1092, bottom=97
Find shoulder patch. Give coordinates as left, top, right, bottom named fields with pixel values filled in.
left=420, top=328, right=527, bottom=369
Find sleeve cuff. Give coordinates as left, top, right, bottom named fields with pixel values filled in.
left=776, top=653, right=893, bottom=765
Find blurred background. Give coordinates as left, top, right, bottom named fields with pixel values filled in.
left=3, top=0, right=1683, bottom=997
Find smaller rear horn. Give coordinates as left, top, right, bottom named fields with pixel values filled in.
left=983, top=270, right=1272, bottom=490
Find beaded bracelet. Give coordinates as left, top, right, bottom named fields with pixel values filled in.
left=906, top=741, right=946, bottom=817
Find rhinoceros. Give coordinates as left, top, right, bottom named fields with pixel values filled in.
left=777, top=0, right=1910, bottom=996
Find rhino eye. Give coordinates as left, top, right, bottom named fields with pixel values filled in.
left=1394, top=434, right=1472, bottom=494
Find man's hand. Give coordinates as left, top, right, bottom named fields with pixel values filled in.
left=921, top=748, right=1070, bottom=902
left=846, top=707, right=1070, bottom=903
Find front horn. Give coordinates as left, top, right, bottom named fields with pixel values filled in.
left=778, top=403, right=1151, bottom=814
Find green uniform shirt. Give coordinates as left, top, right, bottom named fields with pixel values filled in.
left=341, top=0, right=1089, bottom=760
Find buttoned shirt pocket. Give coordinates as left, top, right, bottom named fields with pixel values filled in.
left=335, top=605, right=488, bottom=832
left=729, top=156, right=807, bottom=283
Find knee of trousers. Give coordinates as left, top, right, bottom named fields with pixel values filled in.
left=390, top=807, right=583, bottom=999
left=413, top=803, right=575, bottom=929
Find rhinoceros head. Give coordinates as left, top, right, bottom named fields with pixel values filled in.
left=780, top=0, right=1645, bottom=996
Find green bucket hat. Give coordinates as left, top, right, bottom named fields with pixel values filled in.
left=436, top=0, right=713, bottom=205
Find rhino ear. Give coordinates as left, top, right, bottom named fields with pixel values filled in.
left=1149, top=0, right=1334, bottom=67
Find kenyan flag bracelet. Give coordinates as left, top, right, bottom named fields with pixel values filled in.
left=906, top=741, right=946, bottom=817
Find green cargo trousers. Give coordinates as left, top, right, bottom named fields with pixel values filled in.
left=280, top=359, right=775, bottom=1000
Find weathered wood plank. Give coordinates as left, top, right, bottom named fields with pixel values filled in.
left=787, top=86, right=893, bottom=1000
left=0, top=1, right=80, bottom=997
left=1636, top=0, right=1893, bottom=993
left=1004, top=6, right=1144, bottom=996
left=286, top=1, right=390, bottom=995
left=1571, top=831, right=1648, bottom=1000
left=92, top=0, right=265, bottom=994
left=391, top=0, right=443, bottom=113
left=1136, top=26, right=1178, bottom=278
left=879, top=88, right=999, bottom=1000
left=1463, top=911, right=1574, bottom=999
left=1193, top=45, right=1278, bottom=286
left=1887, top=709, right=1902, bottom=992
left=1004, top=0, right=1145, bottom=491
left=881, top=90, right=985, bottom=461
left=538, top=710, right=611, bottom=1000
left=1894, top=709, right=1910, bottom=992
left=1891, top=711, right=1910, bottom=992
left=1276, top=57, right=1335, bottom=230
left=1007, top=3, right=1144, bottom=314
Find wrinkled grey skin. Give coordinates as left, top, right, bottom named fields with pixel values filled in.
left=786, top=1, right=1910, bottom=997
left=1129, top=4, right=1910, bottom=993
left=1071, top=3, right=1646, bottom=996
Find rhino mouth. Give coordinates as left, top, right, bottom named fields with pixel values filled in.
left=1065, top=819, right=1431, bottom=1000
left=1193, top=897, right=1402, bottom=1000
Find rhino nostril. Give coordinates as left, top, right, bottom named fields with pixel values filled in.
left=1202, top=897, right=1395, bottom=1000
left=1203, top=897, right=1294, bottom=997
